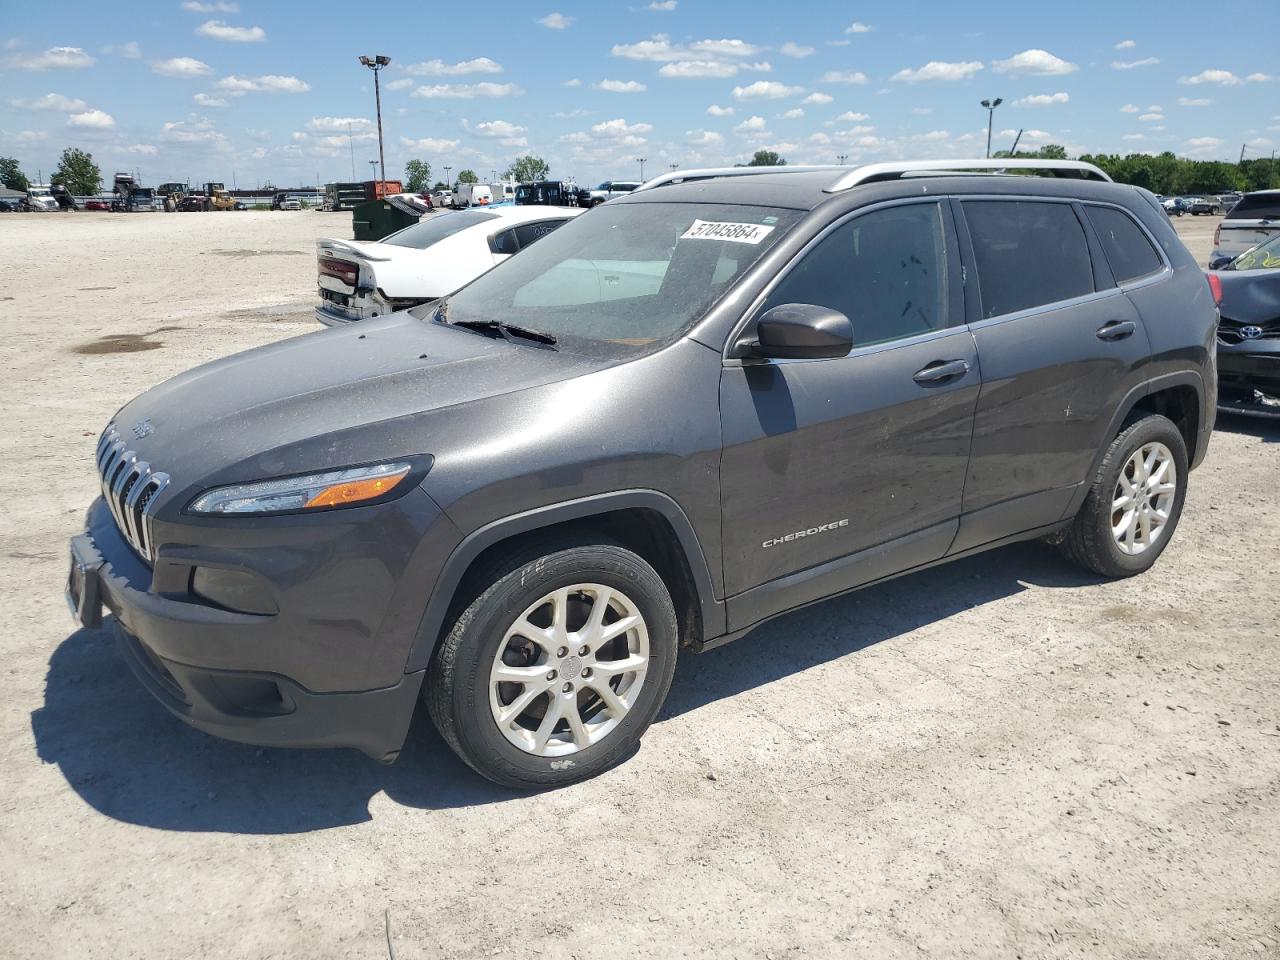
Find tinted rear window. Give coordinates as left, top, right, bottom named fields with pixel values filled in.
left=383, top=210, right=498, bottom=249
left=1085, top=206, right=1163, bottom=283
left=963, top=201, right=1095, bottom=318
left=1226, top=194, right=1280, bottom=219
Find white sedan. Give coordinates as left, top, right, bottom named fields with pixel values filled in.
left=315, top=205, right=582, bottom=326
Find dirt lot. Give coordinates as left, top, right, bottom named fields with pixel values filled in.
left=2, top=210, right=1278, bottom=960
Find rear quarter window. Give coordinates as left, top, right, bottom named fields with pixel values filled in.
left=1084, top=205, right=1163, bottom=283
left=963, top=200, right=1095, bottom=318
left=1225, top=195, right=1280, bottom=219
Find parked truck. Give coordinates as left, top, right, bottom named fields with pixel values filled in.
left=202, top=182, right=241, bottom=211
left=323, top=180, right=404, bottom=211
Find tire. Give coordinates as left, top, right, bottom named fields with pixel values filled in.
left=426, top=539, right=679, bottom=788
left=1058, top=413, right=1188, bottom=578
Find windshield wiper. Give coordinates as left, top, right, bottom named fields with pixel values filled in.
left=450, top=318, right=559, bottom=347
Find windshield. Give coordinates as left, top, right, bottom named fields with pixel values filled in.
left=1231, top=234, right=1280, bottom=271
left=433, top=201, right=801, bottom=354
left=382, top=210, right=498, bottom=249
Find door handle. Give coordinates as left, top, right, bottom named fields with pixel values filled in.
left=1096, top=320, right=1136, bottom=341
left=912, top=359, right=970, bottom=384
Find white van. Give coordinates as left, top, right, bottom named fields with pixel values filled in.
left=489, top=181, right=516, bottom=204
left=451, top=183, right=492, bottom=208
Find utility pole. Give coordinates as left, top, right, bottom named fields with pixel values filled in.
left=444, top=165, right=452, bottom=188
left=1239, top=143, right=1247, bottom=164
left=981, top=98, right=1003, bottom=158
left=368, top=160, right=379, bottom=183
left=636, top=156, right=647, bottom=180
left=1008, top=129, right=1024, bottom=156
left=358, top=54, right=391, bottom=184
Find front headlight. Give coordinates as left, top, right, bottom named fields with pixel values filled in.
left=189, top=462, right=414, bottom=515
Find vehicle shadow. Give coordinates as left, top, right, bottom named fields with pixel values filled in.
left=31, top=540, right=1094, bottom=834
left=1214, top=411, right=1280, bottom=443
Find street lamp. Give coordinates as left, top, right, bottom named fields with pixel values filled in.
left=636, top=157, right=648, bottom=180
left=836, top=153, right=849, bottom=166
left=668, top=162, right=679, bottom=172
left=358, top=54, right=391, bottom=184
left=980, top=97, right=1003, bottom=158
left=443, top=165, right=452, bottom=188
left=368, top=160, right=379, bottom=180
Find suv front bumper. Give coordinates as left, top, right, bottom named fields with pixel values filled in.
left=66, top=498, right=433, bottom=761
left=1217, top=340, right=1280, bottom=418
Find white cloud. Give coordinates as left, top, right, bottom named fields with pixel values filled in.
left=102, top=41, right=142, bottom=59
left=1122, top=133, right=1145, bottom=141
left=1114, top=39, right=1135, bottom=49
left=822, top=69, right=868, bottom=84
left=892, top=60, right=984, bottom=83
left=4, top=46, right=95, bottom=70
left=411, top=81, right=522, bottom=98
left=802, top=92, right=833, bottom=105
left=1120, top=103, right=1139, bottom=113
left=1112, top=57, right=1160, bottom=70
left=538, top=12, right=573, bottom=29
left=10, top=92, right=87, bottom=111
left=779, top=108, right=804, bottom=119
left=611, top=34, right=761, bottom=62
left=152, top=56, right=213, bottom=78
left=215, top=74, right=311, bottom=94
left=1179, top=69, right=1241, bottom=85
left=1184, top=136, right=1223, bottom=151
left=591, top=117, right=653, bottom=137
left=402, top=57, right=502, bottom=76
left=845, top=21, right=872, bottom=33
left=400, top=136, right=461, bottom=152
left=563, top=78, right=582, bottom=87
left=1014, top=92, right=1069, bottom=107
left=193, top=93, right=228, bottom=107
left=596, top=79, right=647, bottom=93
left=307, top=116, right=372, bottom=131
left=1139, top=112, right=1164, bottom=122
left=732, top=80, right=803, bottom=99
left=1248, top=73, right=1275, bottom=83
left=386, top=78, right=414, bottom=91
left=471, top=119, right=528, bottom=146
left=196, top=19, right=265, bottom=42
left=780, top=42, right=814, bottom=59
left=706, top=104, right=734, bottom=116
left=835, top=111, right=870, bottom=122
left=686, top=128, right=723, bottom=146
left=911, top=107, right=932, bottom=115
left=734, top=115, right=767, bottom=134
left=7, top=129, right=48, bottom=143
left=181, top=1, right=238, bottom=11
left=160, top=117, right=227, bottom=144
left=658, top=60, right=736, bottom=78
left=992, top=49, right=1077, bottom=76
left=1177, top=97, right=1212, bottom=106
left=649, top=0, right=677, bottom=8
left=67, top=109, right=115, bottom=129
left=808, top=132, right=831, bottom=145
left=127, top=143, right=157, bottom=154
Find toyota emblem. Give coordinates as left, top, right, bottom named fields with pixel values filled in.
left=1240, top=325, right=1264, bottom=340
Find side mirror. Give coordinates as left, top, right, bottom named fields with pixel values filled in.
left=1207, top=255, right=1232, bottom=271
left=742, top=303, right=854, bottom=360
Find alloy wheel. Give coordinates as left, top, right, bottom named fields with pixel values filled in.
left=1111, top=441, right=1177, bottom=556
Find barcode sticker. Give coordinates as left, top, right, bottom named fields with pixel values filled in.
left=679, top=219, right=776, bottom=244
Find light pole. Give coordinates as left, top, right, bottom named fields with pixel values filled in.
left=836, top=153, right=849, bottom=165
left=668, top=162, right=679, bottom=172
left=443, top=165, right=452, bottom=188
left=358, top=54, right=391, bottom=184
left=636, top=157, right=648, bottom=180
left=981, top=97, right=1003, bottom=158
left=368, top=159, right=379, bottom=185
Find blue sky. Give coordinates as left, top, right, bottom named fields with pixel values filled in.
left=1, top=0, right=1276, bottom=189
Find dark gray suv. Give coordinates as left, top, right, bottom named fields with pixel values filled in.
left=68, top=160, right=1218, bottom=787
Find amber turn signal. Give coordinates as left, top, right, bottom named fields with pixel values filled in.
left=304, top=466, right=411, bottom=508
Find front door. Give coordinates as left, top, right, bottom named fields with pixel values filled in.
left=718, top=200, right=979, bottom=629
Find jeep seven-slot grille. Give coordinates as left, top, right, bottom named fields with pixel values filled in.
left=96, top=423, right=170, bottom=563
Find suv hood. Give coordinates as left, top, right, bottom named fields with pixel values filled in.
left=110, top=312, right=608, bottom=501
left=1213, top=268, right=1280, bottom=323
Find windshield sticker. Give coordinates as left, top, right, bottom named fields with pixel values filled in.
left=680, top=219, right=776, bottom=245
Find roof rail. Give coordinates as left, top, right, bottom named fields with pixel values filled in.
left=633, top=164, right=842, bottom=193
left=824, top=158, right=1111, bottom=192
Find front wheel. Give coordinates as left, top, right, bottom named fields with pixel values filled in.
left=1057, top=414, right=1188, bottom=578
left=426, top=541, right=679, bottom=788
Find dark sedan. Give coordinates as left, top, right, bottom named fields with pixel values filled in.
left=1211, top=233, right=1280, bottom=417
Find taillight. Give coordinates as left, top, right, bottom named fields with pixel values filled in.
left=319, top=256, right=359, bottom=286
left=1214, top=224, right=1221, bottom=247
left=1206, top=272, right=1223, bottom=306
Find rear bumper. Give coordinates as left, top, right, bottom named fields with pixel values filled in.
left=315, top=302, right=364, bottom=326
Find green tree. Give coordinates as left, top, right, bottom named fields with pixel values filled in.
left=432, top=180, right=447, bottom=192
left=405, top=158, right=432, bottom=192
left=0, top=156, right=29, bottom=192
left=504, top=155, right=550, bottom=182
left=747, top=149, right=786, bottom=167
left=456, top=169, right=478, bottom=185
left=51, top=147, right=101, bottom=195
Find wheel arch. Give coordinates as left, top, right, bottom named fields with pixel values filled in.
left=404, top=490, right=725, bottom=674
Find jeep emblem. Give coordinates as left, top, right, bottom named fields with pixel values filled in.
left=131, top=418, right=154, bottom=439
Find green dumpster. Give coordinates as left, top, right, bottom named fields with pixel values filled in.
left=352, top=195, right=423, bottom=241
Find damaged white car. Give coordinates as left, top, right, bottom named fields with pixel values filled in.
left=315, top=206, right=582, bottom=325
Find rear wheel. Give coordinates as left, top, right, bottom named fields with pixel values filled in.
left=426, top=540, right=678, bottom=788
left=1058, top=414, right=1188, bottom=578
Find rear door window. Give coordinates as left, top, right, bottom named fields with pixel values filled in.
left=963, top=200, right=1094, bottom=318
left=1224, top=194, right=1280, bottom=219
left=1084, top=205, right=1163, bottom=283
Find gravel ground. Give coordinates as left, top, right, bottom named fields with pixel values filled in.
left=2, top=210, right=1277, bottom=960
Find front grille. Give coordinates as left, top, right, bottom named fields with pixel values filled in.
left=96, top=423, right=170, bottom=563
left=1218, top=317, right=1280, bottom=345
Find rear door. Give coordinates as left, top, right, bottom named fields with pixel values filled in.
left=952, top=197, right=1152, bottom=551
left=719, top=200, right=979, bottom=626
